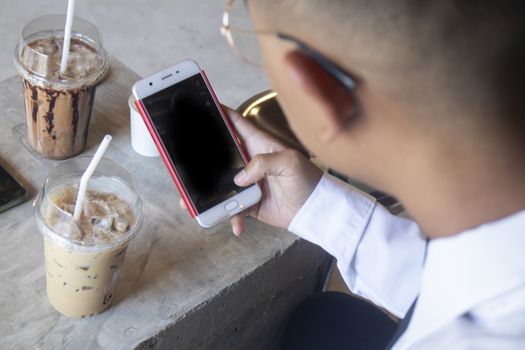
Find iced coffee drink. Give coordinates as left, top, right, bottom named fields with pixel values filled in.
left=35, top=157, right=142, bottom=317
left=14, top=15, right=108, bottom=159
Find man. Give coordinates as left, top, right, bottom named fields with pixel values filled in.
left=186, top=1, right=525, bottom=348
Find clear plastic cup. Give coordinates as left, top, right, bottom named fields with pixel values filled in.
left=34, top=157, right=143, bottom=318
left=13, top=15, right=109, bottom=159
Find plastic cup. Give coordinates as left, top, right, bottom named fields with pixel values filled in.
left=128, top=95, right=159, bottom=157
left=13, top=15, right=109, bottom=159
left=34, top=157, right=143, bottom=318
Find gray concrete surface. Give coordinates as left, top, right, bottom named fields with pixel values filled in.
left=0, top=57, right=328, bottom=349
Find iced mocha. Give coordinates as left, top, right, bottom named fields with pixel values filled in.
left=17, top=36, right=106, bottom=159
left=14, top=15, right=109, bottom=159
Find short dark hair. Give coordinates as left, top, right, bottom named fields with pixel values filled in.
left=263, top=1, right=525, bottom=129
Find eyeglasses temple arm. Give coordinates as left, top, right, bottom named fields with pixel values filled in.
left=277, top=33, right=356, bottom=91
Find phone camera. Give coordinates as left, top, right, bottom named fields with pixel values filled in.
left=176, top=70, right=179, bottom=74
left=149, top=82, right=153, bottom=86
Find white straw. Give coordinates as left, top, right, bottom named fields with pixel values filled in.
left=73, top=135, right=112, bottom=221
left=60, top=0, right=76, bottom=74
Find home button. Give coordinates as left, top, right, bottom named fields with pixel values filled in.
left=225, top=200, right=239, bottom=211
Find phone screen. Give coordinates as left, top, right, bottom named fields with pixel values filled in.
left=0, top=165, right=26, bottom=213
left=142, top=73, right=245, bottom=213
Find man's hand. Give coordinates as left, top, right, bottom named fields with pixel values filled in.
left=180, top=107, right=323, bottom=236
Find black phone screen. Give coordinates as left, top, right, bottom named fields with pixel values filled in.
left=142, top=73, right=245, bottom=213
left=0, top=165, right=26, bottom=213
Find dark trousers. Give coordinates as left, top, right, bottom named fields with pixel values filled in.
left=282, top=292, right=398, bottom=350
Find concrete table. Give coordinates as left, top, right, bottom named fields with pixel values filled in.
left=0, top=57, right=328, bottom=349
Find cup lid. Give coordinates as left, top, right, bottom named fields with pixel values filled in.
left=34, top=157, right=143, bottom=253
left=13, top=15, right=109, bottom=90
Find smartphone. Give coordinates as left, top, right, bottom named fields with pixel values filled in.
left=0, top=165, right=26, bottom=213
left=132, top=59, right=261, bottom=228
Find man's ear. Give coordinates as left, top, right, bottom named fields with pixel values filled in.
left=284, top=50, right=358, bottom=142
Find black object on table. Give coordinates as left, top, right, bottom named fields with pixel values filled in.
left=0, top=164, right=26, bottom=213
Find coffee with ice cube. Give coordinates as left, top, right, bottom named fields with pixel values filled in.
left=41, top=184, right=137, bottom=317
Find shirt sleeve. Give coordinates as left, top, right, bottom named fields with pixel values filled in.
left=288, top=173, right=427, bottom=318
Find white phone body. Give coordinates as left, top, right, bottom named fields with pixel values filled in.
left=132, top=59, right=261, bottom=228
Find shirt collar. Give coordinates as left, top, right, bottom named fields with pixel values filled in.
left=397, top=208, right=525, bottom=348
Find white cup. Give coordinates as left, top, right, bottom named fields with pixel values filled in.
left=128, top=95, right=159, bottom=157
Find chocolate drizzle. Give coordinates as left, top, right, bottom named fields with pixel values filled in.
left=71, top=91, right=79, bottom=145
left=82, top=87, right=96, bottom=146
left=21, top=78, right=96, bottom=159
left=44, top=91, right=58, bottom=135
left=25, top=80, right=39, bottom=123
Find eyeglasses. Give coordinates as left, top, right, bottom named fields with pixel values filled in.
left=221, top=0, right=357, bottom=91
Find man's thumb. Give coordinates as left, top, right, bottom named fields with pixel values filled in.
left=234, top=152, right=285, bottom=186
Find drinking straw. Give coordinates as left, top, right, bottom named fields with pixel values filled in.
left=60, top=0, right=77, bottom=74
left=73, top=135, right=112, bottom=221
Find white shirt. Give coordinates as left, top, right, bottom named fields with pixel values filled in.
left=288, top=174, right=525, bottom=349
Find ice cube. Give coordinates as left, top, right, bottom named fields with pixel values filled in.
left=53, top=220, right=83, bottom=241
left=45, top=186, right=135, bottom=244
left=92, top=217, right=110, bottom=230
left=112, top=216, right=131, bottom=233
left=85, top=198, right=110, bottom=218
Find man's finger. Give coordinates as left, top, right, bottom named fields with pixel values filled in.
left=224, top=107, right=260, bottom=139
left=234, top=150, right=295, bottom=187
left=230, top=214, right=245, bottom=236
left=225, top=108, right=286, bottom=154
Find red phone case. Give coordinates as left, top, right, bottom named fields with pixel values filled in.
left=135, top=70, right=250, bottom=219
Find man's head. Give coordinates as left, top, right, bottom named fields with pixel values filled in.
left=248, top=1, right=525, bottom=195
